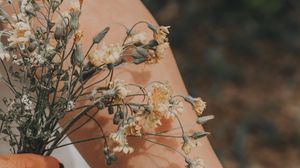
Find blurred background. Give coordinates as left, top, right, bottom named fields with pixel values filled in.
left=143, top=0, right=300, bottom=168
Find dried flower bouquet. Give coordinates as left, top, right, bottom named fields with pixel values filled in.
left=0, top=0, right=213, bottom=167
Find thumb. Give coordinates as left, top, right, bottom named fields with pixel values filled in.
left=0, top=154, right=61, bottom=168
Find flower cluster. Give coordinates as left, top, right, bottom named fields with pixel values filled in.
left=0, top=0, right=212, bottom=166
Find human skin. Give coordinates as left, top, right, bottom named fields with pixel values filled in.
left=0, top=0, right=223, bottom=168
left=0, top=154, right=60, bottom=168
left=58, top=1, right=223, bottom=168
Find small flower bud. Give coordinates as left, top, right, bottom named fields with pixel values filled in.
left=113, top=112, right=121, bottom=125
left=70, top=43, right=84, bottom=65
left=108, top=106, right=114, bottom=114
left=118, top=111, right=124, bottom=119
left=97, top=102, right=105, bottom=110
left=27, top=40, right=38, bottom=52
left=103, top=147, right=109, bottom=155
left=192, top=132, right=210, bottom=139
left=147, top=23, right=157, bottom=32
left=93, top=27, right=110, bottom=44
left=196, top=115, right=214, bottom=125
left=54, top=25, right=64, bottom=40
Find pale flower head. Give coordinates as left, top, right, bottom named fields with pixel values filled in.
left=147, top=82, right=185, bottom=119
left=89, top=44, right=123, bottom=66
left=140, top=82, right=174, bottom=128
left=124, top=32, right=147, bottom=45
left=155, top=42, right=169, bottom=58
left=110, top=127, right=126, bottom=145
left=124, top=118, right=142, bottom=137
left=164, top=98, right=184, bottom=119
left=103, top=79, right=128, bottom=100
left=185, top=96, right=206, bottom=116
left=74, top=30, right=84, bottom=43
left=8, top=21, right=32, bottom=47
left=21, top=94, right=34, bottom=111
left=113, top=143, right=134, bottom=154
left=67, top=100, right=75, bottom=111
left=113, top=80, right=128, bottom=99
left=182, top=136, right=198, bottom=155
left=146, top=42, right=169, bottom=64
left=148, top=82, right=172, bottom=112
left=110, top=125, right=134, bottom=154
left=142, top=110, right=162, bottom=130
left=32, top=53, right=46, bottom=65
left=154, top=26, right=170, bottom=44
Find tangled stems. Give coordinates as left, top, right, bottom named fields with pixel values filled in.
left=45, top=104, right=99, bottom=156
left=0, top=0, right=210, bottom=166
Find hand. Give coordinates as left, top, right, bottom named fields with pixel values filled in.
left=0, top=154, right=60, bottom=168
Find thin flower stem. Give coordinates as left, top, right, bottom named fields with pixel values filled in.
left=10, top=2, right=19, bottom=21
left=45, top=136, right=105, bottom=151
left=45, top=104, right=98, bottom=156
left=84, top=42, right=95, bottom=60
left=59, top=110, right=100, bottom=143
left=142, top=138, right=186, bottom=159
left=85, top=113, right=109, bottom=146
left=83, top=69, right=111, bottom=90
left=122, top=21, right=149, bottom=45
left=71, top=64, right=106, bottom=98
left=143, top=133, right=182, bottom=138
left=175, top=114, right=185, bottom=136
left=109, top=68, right=114, bottom=82
left=0, top=78, right=17, bottom=94
left=0, top=59, right=17, bottom=94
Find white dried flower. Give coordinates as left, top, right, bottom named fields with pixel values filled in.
left=185, top=158, right=205, bottom=168
left=142, top=110, right=162, bottom=129
left=164, top=99, right=184, bottom=119
left=21, top=95, right=34, bottom=111
left=139, top=82, right=174, bottom=129
left=124, top=119, right=142, bottom=137
left=67, top=101, right=75, bottom=111
left=88, top=44, right=122, bottom=66
left=184, top=96, right=206, bottom=116
left=147, top=42, right=169, bottom=64
left=148, top=82, right=183, bottom=118
left=8, top=21, right=32, bottom=47
left=103, top=80, right=128, bottom=100
left=113, top=143, right=134, bottom=154
left=182, top=136, right=198, bottom=155
left=153, top=26, right=170, bottom=44
left=125, top=32, right=147, bottom=45
left=33, top=53, right=46, bottom=65
left=90, top=88, right=98, bottom=100
left=110, top=127, right=126, bottom=145
left=148, top=82, right=172, bottom=112
left=155, top=42, right=169, bottom=58
left=12, top=59, right=24, bottom=66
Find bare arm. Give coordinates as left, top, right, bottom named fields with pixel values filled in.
left=61, top=1, right=223, bottom=168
